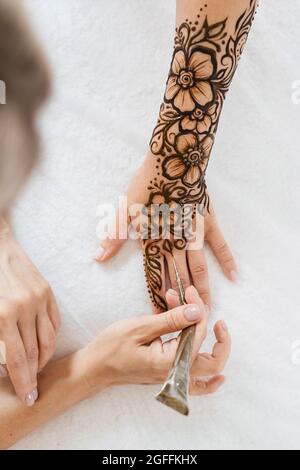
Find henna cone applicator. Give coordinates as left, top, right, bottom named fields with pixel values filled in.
left=156, top=257, right=195, bottom=416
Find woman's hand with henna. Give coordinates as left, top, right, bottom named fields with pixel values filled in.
left=94, top=156, right=237, bottom=313
left=0, top=222, right=60, bottom=406
left=94, top=1, right=258, bottom=312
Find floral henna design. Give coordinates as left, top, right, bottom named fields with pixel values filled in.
left=165, top=48, right=216, bottom=112
left=143, top=1, right=259, bottom=311
left=162, top=132, right=214, bottom=187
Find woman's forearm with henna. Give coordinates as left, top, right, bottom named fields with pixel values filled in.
left=143, top=0, right=259, bottom=311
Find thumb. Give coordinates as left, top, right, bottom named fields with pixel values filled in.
left=139, top=302, right=206, bottom=344
left=94, top=209, right=128, bottom=263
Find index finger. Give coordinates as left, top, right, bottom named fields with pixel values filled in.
left=4, top=326, right=37, bottom=406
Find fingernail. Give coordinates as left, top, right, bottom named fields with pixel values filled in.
left=25, top=389, right=38, bottom=407
left=0, top=364, right=7, bottom=378
left=167, top=289, right=178, bottom=297
left=94, top=246, right=105, bottom=261
left=32, top=388, right=39, bottom=401
left=184, top=304, right=202, bottom=321
left=229, top=270, right=238, bottom=283
left=220, top=320, right=228, bottom=332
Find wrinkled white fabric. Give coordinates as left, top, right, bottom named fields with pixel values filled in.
left=11, top=0, right=300, bottom=450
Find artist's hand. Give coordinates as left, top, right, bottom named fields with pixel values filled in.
left=94, top=158, right=237, bottom=313
left=82, top=286, right=230, bottom=395
left=0, top=223, right=60, bottom=406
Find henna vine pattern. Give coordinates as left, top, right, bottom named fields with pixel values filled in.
left=143, top=1, right=259, bottom=311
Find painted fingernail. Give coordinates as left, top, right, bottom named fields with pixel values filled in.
left=32, top=388, right=39, bottom=401
left=220, top=320, right=228, bottom=332
left=94, top=246, right=105, bottom=261
left=184, top=304, right=202, bottom=321
left=229, top=270, right=238, bottom=283
left=0, top=364, right=7, bottom=378
left=167, top=289, right=178, bottom=297
left=25, top=389, right=38, bottom=407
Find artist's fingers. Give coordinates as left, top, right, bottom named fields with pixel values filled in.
left=187, top=249, right=211, bottom=311
left=206, top=213, right=237, bottom=282
left=94, top=209, right=128, bottom=263
left=166, top=251, right=190, bottom=293
left=189, top=375, right=225, bottom=395
left=211, top=320, right=231, bottom=365
left=36, top=312, right=56, bottom=371
left=138, top=296, right=206, bottom=344
left=165, top=288, right=180, bottom=310
left=4, top=326, right=36, bottom=405
left=165, top=286, right=208, bottom=319
left=144, top=252, right=167, bottom=315
left=18, top=316, right=39, bottom=392
left=191, top=320, right=231, bottom=376
left=47, top=290, right=61, bottom=334
left=163, top=286, right=208, bottom=359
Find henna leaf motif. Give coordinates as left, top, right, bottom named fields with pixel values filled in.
left=207, top=19, right=227, bottom=39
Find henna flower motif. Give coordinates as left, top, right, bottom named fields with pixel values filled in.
left=165, top=48, right=215, bottom=113
left=181, top=102, right=219, bottom=134
left=162, top=133, right=214, bottom=187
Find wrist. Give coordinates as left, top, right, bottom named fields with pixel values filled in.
left=77, top=343, right=114, bottom=397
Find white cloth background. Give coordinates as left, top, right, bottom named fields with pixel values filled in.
left=11, top=0, right=300, bottom=450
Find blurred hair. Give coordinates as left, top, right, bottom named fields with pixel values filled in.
left=0, top=0, right=51, bottom=211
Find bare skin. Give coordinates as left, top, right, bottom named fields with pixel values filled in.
left=0, top=287, right=231, bottom=449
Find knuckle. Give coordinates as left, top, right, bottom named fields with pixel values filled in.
left=27, top=346, right=39, bottom=362
left=33, top=288, right=46, bottom=303
left=165, top=311, right=181, bottom=332
left=40, top=331, right=56, bottom=352
left=0, top=311, right=11, bottom=328
left=217, top=242, right=228, bottom=254
left=13, top=293, right=33, bottom=309
left=0, top=302, right=16, bottom=327
left=192, top=263, right=208, bottom=277
left=33, top=283, right=51, bottom=302
left=217, top=243, right=233, bottom=263
left=211, top=360, right=224, bottom=375
left=10, top=352, right=26, bottom=370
